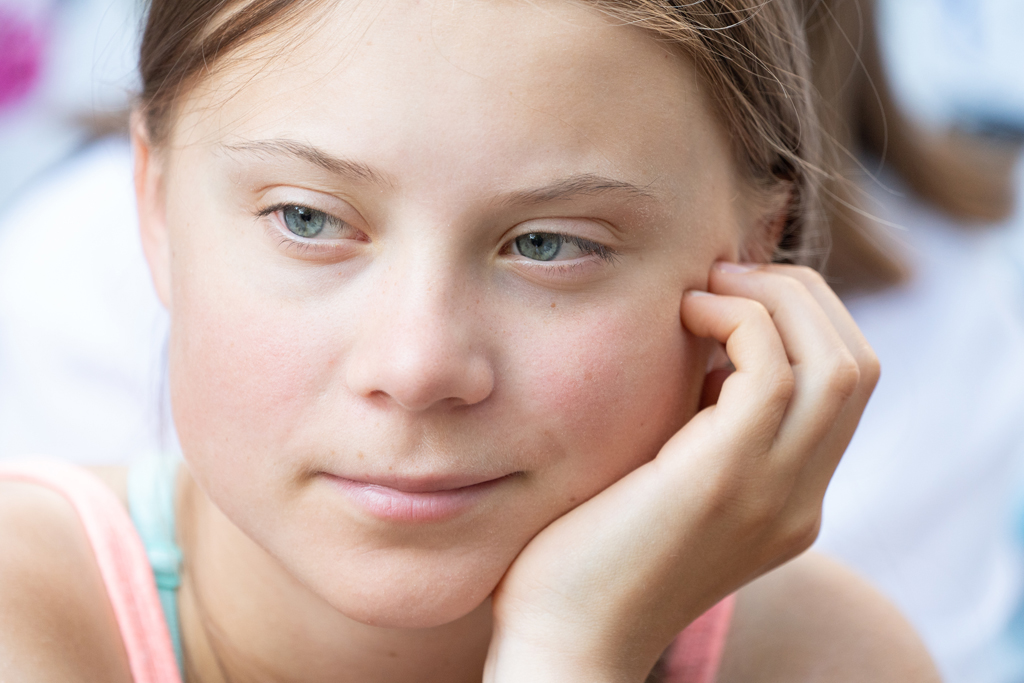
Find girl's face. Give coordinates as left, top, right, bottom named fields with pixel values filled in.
left=144, top=0, right=752, bottom=628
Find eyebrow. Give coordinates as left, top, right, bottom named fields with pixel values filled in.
left=497, top=173, right=657, bottom=207
left=221, top=138, right=658, bottom=206
left=221, top=139, right=393, bottom=186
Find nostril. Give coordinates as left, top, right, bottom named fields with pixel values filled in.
left=345, top=340, right=494, bottom=412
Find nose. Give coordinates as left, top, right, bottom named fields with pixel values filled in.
left=345, top=263, right=495, bottom=412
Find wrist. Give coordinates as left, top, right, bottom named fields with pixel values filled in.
left=483, top=628, right=651, bottom=683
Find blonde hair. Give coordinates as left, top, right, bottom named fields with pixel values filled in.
left=585, top=1, right=827, bottom=266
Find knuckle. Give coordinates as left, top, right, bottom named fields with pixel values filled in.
left=768, top=366, right=796, bottom=404
left=793, top=264, right=826, bottom=287
left=779, top=509, right=822, bottom=555
left=764, top=270, right=808, bottom=301
left=857, top=346, right=881, bottom=389
left=741, top=298, right=772, bottom=323
left=771, top=263, right=823, bottom=288
left=824, top=350, right=860, bottom=399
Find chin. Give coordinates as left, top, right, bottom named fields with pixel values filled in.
left=323, top=556, right=503, bottom=629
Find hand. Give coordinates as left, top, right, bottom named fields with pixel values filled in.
left=483, top=263, right=880, bottom=683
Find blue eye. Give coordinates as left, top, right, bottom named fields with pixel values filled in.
left=511, top=231, right=616, bottom=263
left=515, top=233, right=562, bottom=261
left=282, top=205, right=328, bottom=238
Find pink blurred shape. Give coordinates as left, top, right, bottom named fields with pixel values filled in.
left=0, top=10, right=45, bottom=111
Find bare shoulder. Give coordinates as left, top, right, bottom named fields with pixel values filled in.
left=0, top=479, right=132, bottom=682
left=716, top=552, right=941, bottom=683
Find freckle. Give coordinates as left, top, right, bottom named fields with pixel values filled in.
left=550, top=302, right=556, bottom=309
left=388, top=650, right=398, bottom=658
left=388, top=465, right=393, bottom=471
left=569, top=496, right=578, bottom=504
left=357, top=452, right=364, bottom=460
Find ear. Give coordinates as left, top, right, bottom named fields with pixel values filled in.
left=738, top=186, right=791, bottom=264
left=132, top=112, right=173, bottom=310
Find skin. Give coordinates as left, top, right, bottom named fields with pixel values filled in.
left=0, top=1, right=941, bottom=682
left=155, top=0, right=728, bottom=658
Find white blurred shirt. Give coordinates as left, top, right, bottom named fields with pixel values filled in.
left=0, top=137, right=174, bottom=464
left=816, top=165, right=1024, bottom=683
left=880, top=0, right=1024, bottom=132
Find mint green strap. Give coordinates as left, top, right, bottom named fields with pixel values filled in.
left=127, top=454, right=184, bottom=675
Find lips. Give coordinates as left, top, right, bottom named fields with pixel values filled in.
left=320, top=471, right=514, bottom=522
left=333, top=472, right=508, bottom=493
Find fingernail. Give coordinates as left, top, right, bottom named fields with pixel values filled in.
left=715, top=261, right=756, bottom=274
left=687, top=290, right=714, bottom=297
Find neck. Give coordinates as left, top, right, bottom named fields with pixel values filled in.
left=177, top=472, right=493, bottom=683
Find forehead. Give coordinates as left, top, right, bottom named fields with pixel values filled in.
left=172, top=0, right=735, bottom=209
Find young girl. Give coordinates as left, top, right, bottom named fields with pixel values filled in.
left=0, top=0, right=941, bottom=681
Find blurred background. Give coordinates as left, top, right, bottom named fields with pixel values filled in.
left=1, top=1, right=1023, bottom=682
left=0, top=0, right=141, bottom=209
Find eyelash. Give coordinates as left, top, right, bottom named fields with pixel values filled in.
left=255, top=202, right=358, bottom=257
left=535, top=234, right=619, bottom=263
left=255, top=203, right=620, bottom=268
left=505, top=234, right=620, bottom=284
left=256, top=202, right=336, bottom=228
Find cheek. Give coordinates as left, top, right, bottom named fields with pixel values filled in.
left=511, top=294, right=703, bottom=499
left=167, top=264, right=341, bottom=497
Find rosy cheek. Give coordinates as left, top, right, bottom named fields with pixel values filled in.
left=512, top=297, right=697, bottom=494
left=168, top=284, right=337, bottom=480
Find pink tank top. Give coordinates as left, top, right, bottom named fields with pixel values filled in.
left=0, top=460, right=734, bottom=683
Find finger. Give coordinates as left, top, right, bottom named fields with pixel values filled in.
left=706, top=264, right=862, bottom=498
left=709, top=263, right=876, bottom=501
left=760, top=263, right=880, bottom=399
left=709, top=263, right=861, bottom=422
left=681, top=291, right=794, bottom=450
left=768, top=269, right=881, bottom=500
left=753, top=265, right=881, bottom=491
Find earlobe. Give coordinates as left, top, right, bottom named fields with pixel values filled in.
left=131, top=112, right=173, bottom=310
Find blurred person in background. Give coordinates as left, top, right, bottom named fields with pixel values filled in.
left=0, top=0, right=140, bottom=209
left=0, top=0, right=172, bottom=464
left=0, top=0, right=1022, bottom=680
left=1, top=0, right=62, bottom=208
left=804, top=1, right=1024, bottom=682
